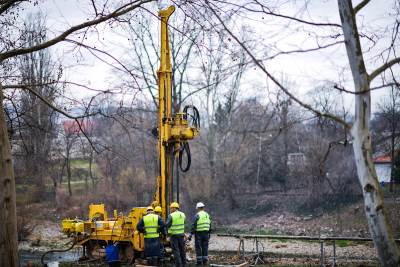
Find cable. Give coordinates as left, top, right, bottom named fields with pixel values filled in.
left=178, top=142, right=191, bottom=172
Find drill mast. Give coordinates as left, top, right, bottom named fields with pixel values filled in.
left=154, top=6, right=200, bottom=221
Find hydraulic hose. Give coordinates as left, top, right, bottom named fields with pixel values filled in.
left=178, top=142, right=191, bottom=172
left=183, top=105, right=200, bottom=129
left=177, top=105, right=199, bottom=173
left=41, top=238, right=78, bottom=266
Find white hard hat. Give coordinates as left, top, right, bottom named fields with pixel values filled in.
left=196, top=202, right=205, bottom=209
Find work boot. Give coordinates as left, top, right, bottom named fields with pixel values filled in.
left=159, top=257, right=165, bottom=267
left=147, top=257, right=155, bottom=266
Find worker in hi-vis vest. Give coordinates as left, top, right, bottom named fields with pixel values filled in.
left=166, top=202, right=186, bottom=267
left=189, top=202, right=211, bottom=265
left=154, top=205, right=165, bottom=258
left=137, top=206, right=166, bottom=265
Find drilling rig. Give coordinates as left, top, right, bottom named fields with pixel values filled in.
left=61, top=5, right=200, bottom=263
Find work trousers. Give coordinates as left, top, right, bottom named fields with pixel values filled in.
left=144, top=237, right=162, bottom=257
left=170, top=235, right=186, bottom=267
left=195, top=232, right=210, bottom=264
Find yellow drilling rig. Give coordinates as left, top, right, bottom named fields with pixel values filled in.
left=61, top=5, right=200, bottom=263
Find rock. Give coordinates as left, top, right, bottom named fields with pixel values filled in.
left=294, top=228, right=306, bottom=236
left=31, top=238, right=41, bottom=247
left=353, top=206, right=360, bottom=214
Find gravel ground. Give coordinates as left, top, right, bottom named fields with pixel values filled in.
left=20, top=222, right=380, bottom=265
left=189, top=235, right=379, bottom=261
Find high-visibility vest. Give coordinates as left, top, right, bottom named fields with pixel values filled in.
left=196, top=210, right=211, bottom=232
left=143, top=213, right=160, bottom=238
left=168, top=211, right=185, bottom=235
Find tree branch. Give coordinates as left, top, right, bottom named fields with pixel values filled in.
left=209, top=0, right=341, bottom=27
left=0, top=0, right=152, bottom=62
left=17, top=85, right=97, bottom=120
left=354, top=0, right=371, bottom=14
left=0, top=0, right=23, bottom=15
left=333, top=83, right=399, bottom=94
left=205, top=0, right=350, bottom=129
left=369, top=57, right=400, bottom=82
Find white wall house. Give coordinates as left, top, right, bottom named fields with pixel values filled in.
left=373, top=155, right=391, bottom=183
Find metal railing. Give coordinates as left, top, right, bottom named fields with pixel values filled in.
left=217, top=233, right=397, bottom=266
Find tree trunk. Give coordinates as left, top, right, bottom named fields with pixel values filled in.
left=66, top=153, right=72, bottom=196
left=390, top=86, right=396, bottom=192
left=338, top=1, right=400, bottom=265
left=59, top=157, right=66, bottom=185
left=89, top=149, right=95, bottom=190
left=0, top=87, right=19, bottom=267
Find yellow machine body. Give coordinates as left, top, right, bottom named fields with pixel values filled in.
left=88, top=204, right=107, bottom=221
left=61, top=5, right=200, bottom=262
left=62, top=206, right=147, bottom=256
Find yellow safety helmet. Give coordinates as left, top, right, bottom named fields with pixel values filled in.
left=170, top=202, right=180, bottom=209
left=154, top=206, right=162, bottom=213
left=147, top=206, right=154, bottom=211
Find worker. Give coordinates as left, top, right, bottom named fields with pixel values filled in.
left=166, top=202, right=186, bottom=267
left=189, top=202, right=211, bottom=265
left=105, top=241, right=120, bottom=267
left=137, top=206, right=165, bottom=265
left=154, top=205, right=166, bottom=259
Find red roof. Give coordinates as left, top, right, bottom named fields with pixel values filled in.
left=63, top=119, right=96, bottom=135
left=373, top=155, right=391, bottom=164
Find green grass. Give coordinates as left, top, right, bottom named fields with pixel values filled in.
left=334, top=240, right=352, bottom=247
left=16, top=158, right=100, bottom=205
left=70, top=158, right=91, bottom=168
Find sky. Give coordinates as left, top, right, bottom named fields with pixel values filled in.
left=19, top=0, right=400, bottom=115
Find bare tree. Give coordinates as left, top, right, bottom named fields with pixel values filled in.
left=0, top=1, right=152, bottom=265
left=122, top=4, right=202, bottom=111
left=181, top=0, right=400, bottom=264
left=373, top=84, right=400, bottom=191
left=339, top=1, right=399, bottom=263
left=16, top=13, right=59, bottom=198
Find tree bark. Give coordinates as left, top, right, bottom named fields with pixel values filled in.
left=89, top=149, right=95, bottom=190
left=66, top=150, right=72, bottom=196
left=0, top=87, right=19, bottom=267
left=389, top=86, right=396, bottom=192
left=338, top=0, right=400, bottom=265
